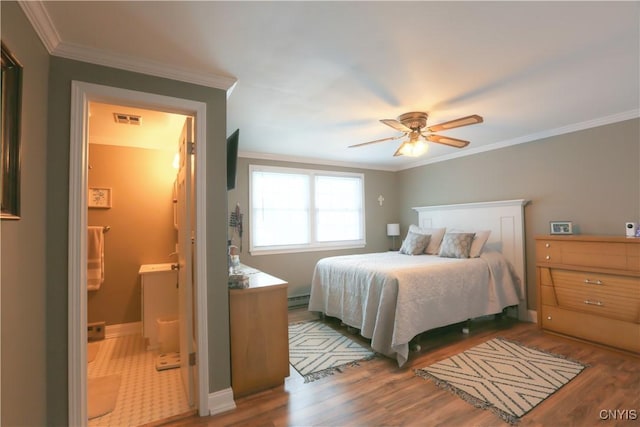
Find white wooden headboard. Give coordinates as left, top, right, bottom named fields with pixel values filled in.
left=413, top=199, right=529, bottom=320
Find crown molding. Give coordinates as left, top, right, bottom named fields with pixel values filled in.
left=17, top=1, right=238, bottom=94
left=398, top=109, right=640, bottom=171
left=239, top=151, right=397, bottom=172
left=18, top=0, right=61, bottom=53
left=242, top=109, right=639, bottom=173
left=53, top=41, right=237, bottom=93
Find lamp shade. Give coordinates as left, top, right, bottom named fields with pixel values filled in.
left=386, top=223, right=400, bottom=237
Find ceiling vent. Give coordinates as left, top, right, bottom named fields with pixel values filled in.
left=113, top=113, right=141, bottom=125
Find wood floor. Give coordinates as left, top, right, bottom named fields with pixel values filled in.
left=161, top=308, right=639, bottom=427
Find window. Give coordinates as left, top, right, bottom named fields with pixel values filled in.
left=250, top=165, right=365, bottom=254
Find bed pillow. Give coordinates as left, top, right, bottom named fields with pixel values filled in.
left=469, top=230, right=491, bottom=257
left=438, top=232, right=475, bottom=258
left=408, top=225, right=446, bottom=255
left=450, top=229, right=492, bottom=258
left=399, top=231, right=431, bottom=255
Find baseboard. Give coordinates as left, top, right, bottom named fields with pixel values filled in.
left=287, top=293, right=310, bottom=309
left=105, top=321, right=142, bottom=339
left=208, top=388, right=236, bottom=416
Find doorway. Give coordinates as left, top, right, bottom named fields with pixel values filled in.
left=86, top=101, right=191, bottom=425
left=68, top=81, right=210, bottom=426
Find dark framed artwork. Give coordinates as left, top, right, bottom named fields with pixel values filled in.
left=1, top=42, right=22, bottom=220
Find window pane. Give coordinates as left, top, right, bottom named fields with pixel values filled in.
left=315, top=175, right=363, bottom=242
left=251, top=171, right=310, bottom=247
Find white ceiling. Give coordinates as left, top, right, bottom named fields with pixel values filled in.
left=23, top=1, right=640, bottom=171
left=89, top=102, right=187, bottom=152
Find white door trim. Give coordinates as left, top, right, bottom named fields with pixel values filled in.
left=68, top=81, right=209, bottom=426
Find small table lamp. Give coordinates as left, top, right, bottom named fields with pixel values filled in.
left=387, top=223, right=400, bottom=251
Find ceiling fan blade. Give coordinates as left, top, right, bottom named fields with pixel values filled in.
left=425, top=134, right=470, bottom=148
left=380, top=119, right=412, bottom=133
left=348, top=134, right=404, bottom=148
left=426, top=114, right=483, bottom=132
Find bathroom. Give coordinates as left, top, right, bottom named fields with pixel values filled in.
left=86, top=101, right=193, bottom=425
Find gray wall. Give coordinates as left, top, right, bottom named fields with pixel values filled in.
left=0, top=2, right=50, bottom=425
left=46, top=57, right=229, bottom=424
left=397, top=118, right=640, bottom=309
left=2, top=2, right=638, bottom=424
left=228, top=157, right=398, bottom=297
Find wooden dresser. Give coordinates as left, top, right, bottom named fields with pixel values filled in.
left=229, top=268, right=289, bottom=398
left=536, top=235, right=640, bottom=354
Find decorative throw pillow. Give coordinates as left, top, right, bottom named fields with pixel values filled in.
left=438, top=232, right=475, bottom=258
left=399, top=231, right=432, bottom=255
left=450, top=229, right=492, bottom=258
left=469, top=230, right=491, bottom=257
left=408, top=225, right=446, bottom=255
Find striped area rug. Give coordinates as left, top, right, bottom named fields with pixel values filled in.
left=415, top=338, right=586, bottom=424
left=289, top=321, right=375, bottom=382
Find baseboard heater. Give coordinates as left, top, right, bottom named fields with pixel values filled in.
left=287, top=294, right=310, bottom=309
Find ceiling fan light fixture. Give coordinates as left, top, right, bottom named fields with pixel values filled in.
left=394, top=138, right=428, bottom=157
left=353, top=111, right=482, bottom=157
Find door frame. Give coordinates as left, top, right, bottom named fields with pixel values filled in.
left=68, top=81, right=209, bottom=425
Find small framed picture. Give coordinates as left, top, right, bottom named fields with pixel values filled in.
left=88, top=187, right=112, bottom=209
left=550, top=221, right=573, bottom=235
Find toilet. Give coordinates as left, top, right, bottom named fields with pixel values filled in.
left=139, top=263, right=179, bottom=351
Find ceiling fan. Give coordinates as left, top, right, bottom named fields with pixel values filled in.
left=349, top=112, right=483, bottom=157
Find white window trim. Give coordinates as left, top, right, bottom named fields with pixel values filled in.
left=249, top=164, right=366, bottom=255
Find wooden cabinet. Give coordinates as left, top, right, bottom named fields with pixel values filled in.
left=229, top=269, right=289, bottom=398
left=536, top=235, right=640, bottom=354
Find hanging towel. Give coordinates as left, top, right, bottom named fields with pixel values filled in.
left=88, top=226, right=105, bottom=291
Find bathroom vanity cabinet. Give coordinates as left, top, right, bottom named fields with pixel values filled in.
left=139, top=263, right=178, bottom=351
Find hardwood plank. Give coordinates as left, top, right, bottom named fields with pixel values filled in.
left=161, top=309, right=639, bottom=427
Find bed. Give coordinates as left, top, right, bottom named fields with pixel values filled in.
left=308, top=199, right=529, bottom=367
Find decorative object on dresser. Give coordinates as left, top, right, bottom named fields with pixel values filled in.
left=549, top=221, right=573, bottom=235
left=625, top=222, right=638, bottom=238
left=536, top=235, right=640, bottom=354
left=229, top=267, right=289, bottom=397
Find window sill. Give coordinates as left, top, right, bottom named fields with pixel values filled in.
left=250, top=243, right=366, bottom=256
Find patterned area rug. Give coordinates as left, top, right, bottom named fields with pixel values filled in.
left=289, top=321, right=375, bottom=382
left=415, top=338, right=586, bottom=424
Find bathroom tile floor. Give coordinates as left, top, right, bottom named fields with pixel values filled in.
left=88, top=334, right=191, bottom=426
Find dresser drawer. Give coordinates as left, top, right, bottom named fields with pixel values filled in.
left=537, top=240, right=629, bottom=270
left=553, top=287, right=640, bottom=323
left=550, top=269, right=640, bottom=299
left=536, top=240, right=562, bottom=263
left=541, top=305, right=640, bottom=353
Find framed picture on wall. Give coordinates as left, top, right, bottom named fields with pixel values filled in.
left=550, top=221, right=573, bottom=235
left=1, top=42, right=23, bottom=220
left=88, top=187, right=112, bottom=208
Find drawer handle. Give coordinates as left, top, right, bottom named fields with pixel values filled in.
left=545, top=255, right=551, bottom=260
left=545, top=243, right=550, bottom=248
left=584, top=300, right=604, bottom=307
left=583, top=279, right=603, bottom=285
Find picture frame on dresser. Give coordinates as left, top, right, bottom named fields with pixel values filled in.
left=550, top=221, right=573, bottom=235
